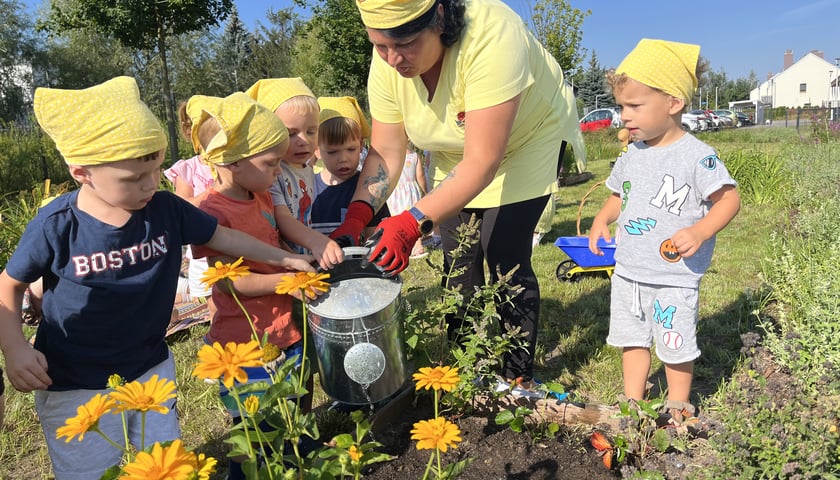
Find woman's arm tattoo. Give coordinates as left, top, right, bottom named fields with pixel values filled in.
left=364, top=163, right=391, bottom=211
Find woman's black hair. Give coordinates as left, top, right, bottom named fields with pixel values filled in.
left=379, top=0, right=465, bottom=47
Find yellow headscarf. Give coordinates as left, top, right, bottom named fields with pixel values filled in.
left=33, top=76, right=166, bottom=165
left=615, top=39, right=700, bottom=103
left=185, top=92, right=289, bottom=166
left=245, top=78, right=315, bottom=113
left=356, top=0, right=436, bottom=29
left=318, top=96, right=372, bottom=139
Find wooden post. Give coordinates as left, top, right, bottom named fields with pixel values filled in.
left=471, top=394, right=622, bottom=430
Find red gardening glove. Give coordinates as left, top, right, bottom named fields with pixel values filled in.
left=366, top=210, right=421, bottom=275
left=330, top=200, right=374, bottom=247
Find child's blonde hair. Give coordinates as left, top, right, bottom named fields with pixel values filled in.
left=276, top=95, right=320, bottom=117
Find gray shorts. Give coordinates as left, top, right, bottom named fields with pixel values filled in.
left=607, top=274, right=701, bottom=364
left=35, top=352, right=180, bottom=480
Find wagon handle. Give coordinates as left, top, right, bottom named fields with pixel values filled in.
left=576, top=180, right=605, bottom=236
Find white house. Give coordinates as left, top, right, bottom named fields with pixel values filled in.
left=749, top=50, right=840, bottom=109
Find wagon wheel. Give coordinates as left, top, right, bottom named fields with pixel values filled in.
left=555, top=260, right=580, bottom=282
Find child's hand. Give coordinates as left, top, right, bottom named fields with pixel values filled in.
left=310, top=237, right=345, bottom=270
left=670, top=226, right=704, bottom=258
left=588, top=221, right=612, bottom=256
left=281, top=253, right=317, bottom=272
left=4, top=342, right=51, bottom=392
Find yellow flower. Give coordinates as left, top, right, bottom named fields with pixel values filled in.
left=56, top=393, right=116, bottom=443
left=194, top=453, right=218, bottom=480
left=192, top=340, right=265, bottom=389
left=110, top=374, right=177, bottom=414
left=243, top=395, right=260, bottom=416
left=275, top=271, right=331, bottom=297
left=413, top=366, right=460, bottom=392
left=107, top=374, right=125, bottom=389
left=120, top=439, right=196, bottom=480
left=410, top=417, right=462, bottom=452
left=348, top=444, right=361, bottom=463
left=200, top=257, right=250, bottom=287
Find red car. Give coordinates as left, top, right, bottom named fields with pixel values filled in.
left=579, top=107, right=622, bottom=132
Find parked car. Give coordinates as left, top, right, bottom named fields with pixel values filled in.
left=688, top=109, right=713, bottom=131
left=701, top=109, right=723, bottom=130
left=579, top=107, right=622, bottom=132
left=713, top=109, right=738, bottom=128
left=681, top=112, right=705, bottom=132
left=735, top=112, right=753, bottom=126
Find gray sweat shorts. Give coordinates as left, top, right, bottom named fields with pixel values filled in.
left=607, top=274, right=701, bottom=364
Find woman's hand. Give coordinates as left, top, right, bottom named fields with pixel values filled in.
left=329, top=201, right=374, bottom=247
left=366, top=210, right=421, bottom=275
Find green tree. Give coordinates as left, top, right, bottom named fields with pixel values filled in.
left=0, top=0, right=37, bottom=123
left=530, top=0, right=590, bottom=76
left=213, top=5, right=252, bottom=94
left=41, top=0, right=233, bottom=162
left=240, top=8, right=301, bottom=88
left=33, top=29, right=133, bottom=91
left=292, top=0, right=371, bottom=103
left=577, top=50, right=611, bottom=112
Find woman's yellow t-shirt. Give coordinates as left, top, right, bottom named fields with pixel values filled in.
left=367, top=0, right=581, bottom=208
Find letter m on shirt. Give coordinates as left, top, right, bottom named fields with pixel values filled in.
left=649, top=175, right=690, bottom=215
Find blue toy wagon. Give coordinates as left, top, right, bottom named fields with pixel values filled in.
left=553, top=180, right=616, bottom=281
left=553, top=236, right=615, bottom=281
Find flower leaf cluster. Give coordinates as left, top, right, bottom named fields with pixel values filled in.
left=57, top=375, right=216, bottom=479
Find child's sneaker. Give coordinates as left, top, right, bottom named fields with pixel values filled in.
left=494, top=376, right=546, bottom=399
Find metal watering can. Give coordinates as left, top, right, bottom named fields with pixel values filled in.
left=306, top=247, right=408, bottom=405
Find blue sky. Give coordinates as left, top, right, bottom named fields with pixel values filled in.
left=21, top=0, right=840, bottom=81
left=229, top=0, right=840, bottom=81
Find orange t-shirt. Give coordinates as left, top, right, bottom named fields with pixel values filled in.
left=193, top=190, right=301, bottom=349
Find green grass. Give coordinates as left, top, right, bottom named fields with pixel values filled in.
left=1, top=128, right=838, bottom=478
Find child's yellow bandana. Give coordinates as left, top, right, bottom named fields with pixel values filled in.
left=616, top=38, right=700, bottom=103
left=34, top=76, right=166, bottom=165
left=318, top=96, right=371, bottom=138
left=356, top=0, right=436, bottom=29
left=245, top=78, right=315, bottom=113
left=186, top=92, right=288, bottom=166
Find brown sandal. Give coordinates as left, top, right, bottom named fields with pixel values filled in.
left=664, top=400, right=696, bottom=425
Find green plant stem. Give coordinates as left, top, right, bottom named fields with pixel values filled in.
left=231, top=391, right=266, bottom=478
left=140, top=411, right=146, bottom=451
left=226, top=279, right=261, bottom=345
left=421, top=453, right=435, bottom=480
left=119, top=411, right=129, bottom=454
left=92, top=426, right=130, bottom=454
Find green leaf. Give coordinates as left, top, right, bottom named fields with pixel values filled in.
left=495, top=410, right=515, bottom=425
left=440, top=458, right=475, bottom=479
left=331, top=433, right=354, bottom=448
left=515, top=406, right=533, bottom=417
left=97, top=465, right=122, bottom=480
left=652, top=428, right=671, bottom=453
left=543, top=381, right=566, bottom=394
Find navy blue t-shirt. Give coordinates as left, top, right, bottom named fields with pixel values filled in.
left=5, top=190, right=217, bottom=390
left=310, top=172, right=390, bottom=235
